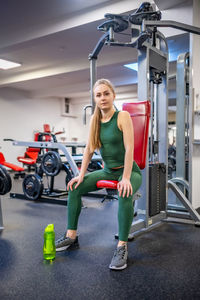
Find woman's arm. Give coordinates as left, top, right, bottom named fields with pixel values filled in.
left=79, top=144, right=93, bottom=178
left=117, top=111, right=134, bottom=197
left=67, top=117, right=94, bottom=190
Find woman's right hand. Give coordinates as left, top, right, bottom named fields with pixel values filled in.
left=67, top=175, right=84, bottom=191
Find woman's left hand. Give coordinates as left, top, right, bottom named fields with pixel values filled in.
left=117, top=178, right=133, bottom=198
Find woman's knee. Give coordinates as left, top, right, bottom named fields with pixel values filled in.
left=118, top=195, right=133, bottom=208
left=68, top=186, right=81, bottom=198
left=131, top=173, right=142, bottom=194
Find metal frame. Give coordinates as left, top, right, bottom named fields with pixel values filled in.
left=168, top=179, right=200, bottom=225
left=12, top=140, right=80, bottom=177
left=142, top=20, right=200, bottom=35
left=12, top=140, right=102, bottom=175
left=89, top=16, right=169, bottom=237
left=128, top=37, right=168, bottom=238
left=10, top=140, right=104, bottom=204
left=166, top=52, right=200, bottom=225
left=88, top=4, right=200, bottom=238
left=176, top=53, right=189, bottom=182
left=169, top=52, right=189, bottom=209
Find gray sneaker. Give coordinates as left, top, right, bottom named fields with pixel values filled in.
left=109, top=245, right=128, bottom=270
left=55, top=234, right=79, bottom=252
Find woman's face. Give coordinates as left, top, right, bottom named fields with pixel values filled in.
left=94, top=84, right=115, bottom=111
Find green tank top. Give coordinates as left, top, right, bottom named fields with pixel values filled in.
left=100, top=111, right=125, bottom=169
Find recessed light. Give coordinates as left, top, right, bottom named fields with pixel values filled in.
left=124, top=62, right=138, bottom=72
left=0, top=59, right=21, bottom=70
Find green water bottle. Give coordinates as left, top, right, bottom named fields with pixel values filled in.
left=43, top=224, right=56, bottom=261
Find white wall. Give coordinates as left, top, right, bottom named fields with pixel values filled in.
left=0, top=88, right=89, bottom=165
left=0, top=87, right=138, bottom=166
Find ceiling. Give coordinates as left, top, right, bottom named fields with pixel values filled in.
left=0, top=0, right=192, bottom=101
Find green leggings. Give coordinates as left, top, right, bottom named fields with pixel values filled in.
left=67, top=161, right=142, bottom=241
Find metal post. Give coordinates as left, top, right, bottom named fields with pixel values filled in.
left=157, top=68, right=168, bottom=165
left=137, top=45, right=150, bottom=226
left=136, top=43, right=168, bottom=229
left=153, top=83, right=158, bottom=157
left=89, top=58, right=97, bottom=113
left=176, top=53, right=189, bottom=181
left=150, top=81, right=154, bottom=162
left=144, top=20, right=200, bottom=36
left=88, top=31, right=109, bottom=114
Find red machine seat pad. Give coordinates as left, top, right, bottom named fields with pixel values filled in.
left=96, top=101, right=150, bottom=190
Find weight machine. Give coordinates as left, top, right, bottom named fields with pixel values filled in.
left=88, top=1, right=200, bottom=238
left=10, top=141, right=79, bottom=204
left=10, top=140, right=103, bottom=204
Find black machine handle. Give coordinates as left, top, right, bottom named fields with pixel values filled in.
left=3, top=138, right=14, bottom=142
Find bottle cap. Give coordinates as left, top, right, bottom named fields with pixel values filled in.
left=45, top=224, right=54, bottom=232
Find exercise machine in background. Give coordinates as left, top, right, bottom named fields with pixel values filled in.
left=9, top=138, right=103, bottom=205
left=17, top=124, right=65, bottom=170
left=0, top=150, right=25, bottom=179
left=4, top=120, right=103, bottom=204
left=10, top=141, right=79, bottom=204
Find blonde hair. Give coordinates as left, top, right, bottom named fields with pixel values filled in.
left=89, top=79, right=116, bottom=152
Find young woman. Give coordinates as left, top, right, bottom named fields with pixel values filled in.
left=55, top=79, right=142, bottom=270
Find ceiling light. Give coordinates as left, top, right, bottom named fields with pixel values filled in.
left=0, top=59, right=21, bottom=70
left=124, top=62, right=138, bottom=72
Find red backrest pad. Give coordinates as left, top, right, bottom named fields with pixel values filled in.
left=43, top=124, right=51, bottom=133
left=0, top=152, right=5, bottom=164
left=34, top=132, right=40, bottom=141
left=26, top=148, right=40, bottom=152
left=122, top=101, right=150, bottom=170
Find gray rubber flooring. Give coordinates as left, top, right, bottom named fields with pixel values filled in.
left=0, top=183, right=200, bottom=300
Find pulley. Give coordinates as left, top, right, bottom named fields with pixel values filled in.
left=41, top=151, right=62, bottom=176
left=22, top=174, right=43, bottom=200
left=150, top=69, right=163, bottom=84
left=98, top=13, right=128, bottom=33
left=129, top=2, right=161, bottom=25
left=0, top=165, right=12, bottom=195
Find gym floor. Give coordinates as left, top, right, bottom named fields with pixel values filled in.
left=1, top=177, right=200, bottom=300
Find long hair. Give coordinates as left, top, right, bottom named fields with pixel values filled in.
left=89, top=79, right=115, bottom=153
